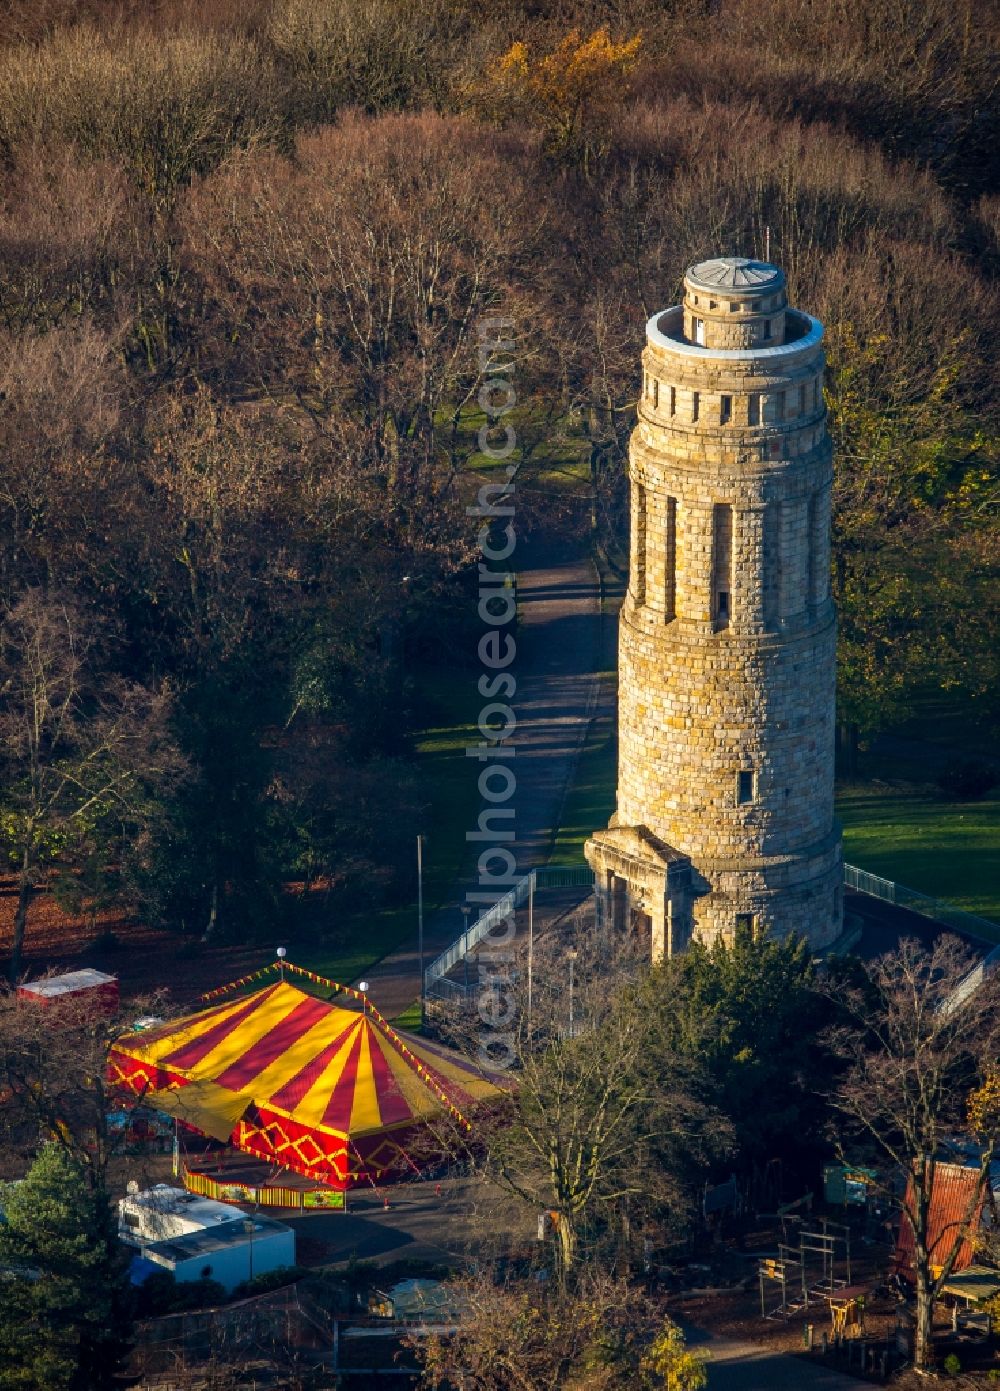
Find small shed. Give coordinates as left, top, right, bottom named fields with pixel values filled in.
left=369, top=1279, right=462, bottom=1322
left=132, top=1217, right=295, bottom=1292
left=894, top=1162, right=987, bottom=1284
left=939, top=1265, right=1000, bottom=1308
left=119, top=1185, right=295, bottom=1293
left=18, top=968, right=119, bottom=1016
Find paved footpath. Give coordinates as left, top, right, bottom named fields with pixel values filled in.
left=682, top=1324, right=870, bottom=1391
left=357, top=536, right=614, bottom=1018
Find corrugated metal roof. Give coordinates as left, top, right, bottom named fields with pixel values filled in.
left=895, top=1162, right=986, bottom=1283
left=940, top=1264, right=1000, bottom=1303
left=686, top=257, right=783, bottom=291
left=20, top=968, right=116, bottom=997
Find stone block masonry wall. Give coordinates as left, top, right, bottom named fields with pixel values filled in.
left=588, top=258, right=842, bottom=954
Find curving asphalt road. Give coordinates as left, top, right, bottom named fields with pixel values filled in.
left=682, top=1322, right=872, bottom=1390
left=356, top=537, right=612, bottom=1018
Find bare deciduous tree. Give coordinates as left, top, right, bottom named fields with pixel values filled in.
left=0, top=590, right=185, bottom=978
left=827, top=936, right=1000, bottom=1370
left=410, top=1268, right=708, bottom=1391
left=0, top=978, right=168, bottom=1187
left=468, top=932, right=729, bottom=1285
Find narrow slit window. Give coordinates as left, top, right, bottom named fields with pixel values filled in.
left=692, top=391, right=700, bottom=422
left=748, top=394, right=760, bottom=426
left=653, top=378, right=659, bottom=409
left=770, top=500, right=783, bottom=627
left=799, top=383, right=807, bottom=414
left=664, top=496, right=676, bottom=621
left=633, top=482, right=647, bottom=606
left=778, top=390, right=786, bottom=419
left=712, top=502, right=732, bottom=628
left=720, top=394, right=732, bottom=424
left=737, top=770, right=754, bottom=804
left=762, top=319, right=772, bottom=341
left=669, top=385, right=676, bottom=416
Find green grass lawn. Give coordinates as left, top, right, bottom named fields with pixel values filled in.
left=453, top=400, right=592, bottom=491
left=548, top=710, right=617, bottom=865
left=837, top=785, right=1000, bottom=922
left=546, top=680, right=1000, bottom=925
left=391, top=999, right=423, bottom=1030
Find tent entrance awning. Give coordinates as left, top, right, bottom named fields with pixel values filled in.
left=150, top=1080, right=249, bottom=1141
left=939, top=1265, right=1000, bottom=1305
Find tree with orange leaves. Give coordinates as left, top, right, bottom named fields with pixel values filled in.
left=484, top=28, right=642, bottom=168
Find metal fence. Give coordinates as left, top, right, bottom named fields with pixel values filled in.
left=427, top=861, right=998, bottom=1001
left=535, top=865, right=594, bottom=889
left=843, top=862, right=1000, bottom=944
left=424, top=864, right=594, bottom=998
left=940, top=944, right=1000, bottom=1017
left=424, top=874, right=535, bottom=989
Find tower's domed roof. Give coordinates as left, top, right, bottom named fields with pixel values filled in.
left=686, top=257, right=784, bottom=293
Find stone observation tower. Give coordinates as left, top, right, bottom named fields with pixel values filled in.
left=585, top=256, right=841, bottom=957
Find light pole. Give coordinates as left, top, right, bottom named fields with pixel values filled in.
left=417, top=834, right=425, bottom=1029
left=527, top=873, right=534, bottom=1033
left=358, top=980, right=369, bottom=1016
left=276, top=946, right=287, bottom=980
left=567, top=948, right=578, bottom=1037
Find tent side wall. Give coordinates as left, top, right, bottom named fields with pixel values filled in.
left=108, top=1048, right=187, bottom=1097
left=236, top=1110, right=432, bottom=1189
left=236, top=1110, right=350, bottom=1190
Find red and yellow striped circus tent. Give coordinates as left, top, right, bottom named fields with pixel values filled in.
left=109, top=968, right=507, bottom=1189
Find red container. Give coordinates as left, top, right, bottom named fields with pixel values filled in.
left=18, top=968, right=119, bottom=1016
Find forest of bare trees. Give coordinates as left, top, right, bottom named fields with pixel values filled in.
left=0, top=0, right=996, bottom=961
